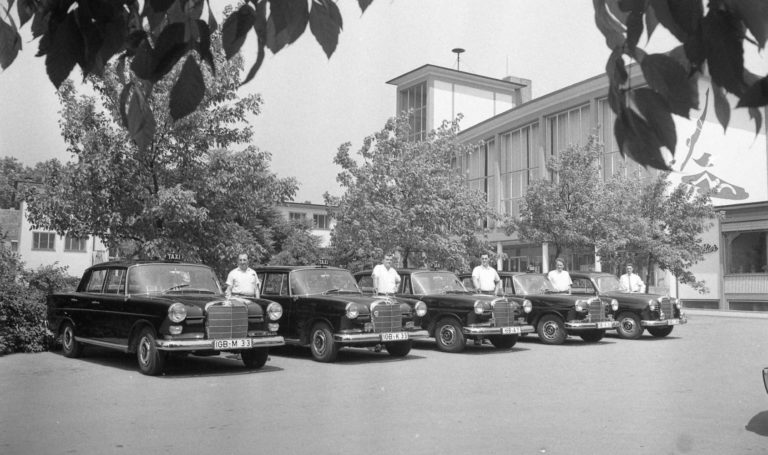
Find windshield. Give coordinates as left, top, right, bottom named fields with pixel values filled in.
left=411, top=271, right=467, bottom=294
left=128, top=264, right=222, bottom=295
left=594, top=275, right=623, bottom=292
left=290, top=269, right=361, bottom=295
left=511, top=274, right=557, bottom=295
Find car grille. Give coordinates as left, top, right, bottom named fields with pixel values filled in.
left=492, top=300, right=517, bottom=327
left=206, top=305, right=248, bottom=339
left=371, top=301, right=402, bottom=333
left=658, top=297, right=674, bottom=319
left=587, top=298, right=608, bottom=322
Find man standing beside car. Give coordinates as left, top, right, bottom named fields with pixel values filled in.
left=472, top=254, right=501, bottom=295
left=547, top=257, right=572, bottom=293
left=372, top=253, right=401, bottom=295
left=619, top=263, right=645, bottom=293
left=226, top=253, right=261, bottom=299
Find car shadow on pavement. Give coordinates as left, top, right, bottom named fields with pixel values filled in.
left=516, top=335, right=617, bottom=347
left=51, top=347, right=284, bottom=377
left=269, top=345, right=428, bottom=365
left=410, top=338, right=531, bottom=355
left=746, top=411, right=768, bottom=437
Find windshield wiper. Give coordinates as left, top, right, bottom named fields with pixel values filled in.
left=163, top=284, right=190, bottom=292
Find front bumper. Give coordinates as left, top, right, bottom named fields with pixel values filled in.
left=333, top=329, right=429, bottom=343
left=463, top=324, right=535, bottom=336
left=156, top=335, right=285, bottom=351
left=565, top=320, right=619, bottom=330
left=642, top=314, right=688, bottom=327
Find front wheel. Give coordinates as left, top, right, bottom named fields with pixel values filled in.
left=310, top=322, right=339, bottom=363
left=616, top=312, right=643, bottom=339
left=434, top=318, right=466, bottom=353
left=579, top=330, right=605, bottom=343
left=385, top=340, right=412, bottom=357
left=241, top=348, right=269, bottom=369
left=537, top=314, right=567, bottom=345
left=61, top=322, right=83, bottom=358
left=647, top=326, right=674, bottom=338
left=136, top=327, right=167, bottom=376
left=488, top=335, right=518, bottom=349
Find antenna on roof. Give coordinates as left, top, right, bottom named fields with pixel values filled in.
left=452, top=48, right=465, bottom=71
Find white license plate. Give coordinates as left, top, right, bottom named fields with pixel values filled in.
left=597, top=321, right=613, bottom=329
left=502, top=326, right=521, bottom=334
left=666, top=319, right=680, bottom=325
left=381, top=332, right=409, bottom=341
left=213, top=338, right=252, bottom=349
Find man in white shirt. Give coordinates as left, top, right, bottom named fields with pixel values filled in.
left=372, top=254, right=401, bottom=295
left=225, top=253, right=261, bottom=298
left=619, top=263, right=645, bottom=293
left=547, top=257, right=572, bottom=293
left=472, top=254, right=500, bottom=294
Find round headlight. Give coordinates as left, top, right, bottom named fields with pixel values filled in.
left=168, top=302, right=187, bottom=323
left=611, top=299, right=619, bottom=312
left=474, top=300, right=489, bottom=315
left=346, top=302, right=360, bottom=319
left=574, top=300, right=585, bottom=312
left=415, top=301, right=427, bottom=317
left=267, top=302, right=283, bottom=321
left=522, top=299, right=532, bottom=313
left=674, top=298, right=682, bottom=309
left=648, top=299, right=657, bottom=311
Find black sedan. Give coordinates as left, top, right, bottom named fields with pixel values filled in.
left=569, top=271, right=687, bottom=339
left=47, top=260, right=285, bottom=375
left=356, top=269, right=534, bottom=353
left=256, top=264, right=428, bottom=362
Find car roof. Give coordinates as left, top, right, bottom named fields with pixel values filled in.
left=570, top=271, right=615, bottom=277
left=256, top=265, right=348, bottom=272
left=87, top=260, right=206, bottom=269
left=357, top=268, right=458, bottom=274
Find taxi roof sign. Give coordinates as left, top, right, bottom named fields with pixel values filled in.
left=165, top=253, right=182, bottom=262
left=317, top=258, right=329, bottom=267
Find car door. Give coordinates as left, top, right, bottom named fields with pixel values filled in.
left=76, top=268, right=108, bottom=339
left=260, top=272, right=295, bottom=339
left=96, top=267, right=128, bottom=346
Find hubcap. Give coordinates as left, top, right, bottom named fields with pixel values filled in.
left=138, top=337, right=151, bottom=366
left=313, top=331, right=327, bottom=354
left=621, top=318, right=637, bottom=333
left=440, top=325, right=457, bottom=345
left=63, top=327, right=73, bottom=349
left=543, top=321, right=558, bottom=338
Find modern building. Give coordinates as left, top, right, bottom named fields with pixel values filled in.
left=1, top=201, right=109, bottom=277
left=387, top=64, right=768, bottom=312
left=276, top=202, right=337, bottom=247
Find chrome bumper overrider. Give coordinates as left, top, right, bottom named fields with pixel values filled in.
left=642, top=314, right=688, bottom=327
left=333, top=329, right=429, bottom=343
left=565, top=321, right=619, bottom=330
left=462, top=325, right=535, bottom=335
left=155, top=335, right=285, bottom=351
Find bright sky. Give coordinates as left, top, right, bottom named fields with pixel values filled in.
left=1, top=1, right=766, bottom=203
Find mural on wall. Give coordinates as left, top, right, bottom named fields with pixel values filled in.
left=669, top=87, right=767, bottom=205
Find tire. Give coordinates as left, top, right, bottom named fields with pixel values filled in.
left=385, top=340, right=412, bottom=357
left=241, top=348, right=269, bottom=369
left=537, top=314, right=567, bottom=345
left=579, top=330, right=605, bottom=343
left=136, top=327, right=167, bottom=376
left=616, top=312, right=643, bottom=340
left=488, top=335, right=518, bottom=349
left=309, top=322, right=339, bottom=363
left=61, top=322, right=83, bottom=358
left=647, top=326, right=674, bottom=338
left=434, top=318, right=466, bottom=353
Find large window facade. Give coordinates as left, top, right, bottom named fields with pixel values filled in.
left=313, top=213, right=330, bottom=230
left=399, top=82, right=427, bottom=141
left=65, top=234, right=88, bottom=252
left=726, top=230, right=768, bottom=274
left=499, top=123, right=541, bottom=218
left=597, top=98, right=659, bottom=181
left=288, top=212, right=306, bottom=222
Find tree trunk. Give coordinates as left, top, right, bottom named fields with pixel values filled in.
left=644, top=255, right=654, bottom=294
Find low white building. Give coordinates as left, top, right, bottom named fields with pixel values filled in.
left=276, top=202, right=337, bottom=247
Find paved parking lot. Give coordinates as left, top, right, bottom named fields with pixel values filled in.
left=1, top=310, right=768, bottom=454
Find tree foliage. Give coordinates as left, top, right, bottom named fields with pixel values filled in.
left=0, top=157, right=47, bottom=209
left=328, top=115, right=496, bottom=272
left=593, top=0, right=767, bottom=170
left=23, top=31, right=297, bottom=277
left=268, top=218, right=322, bottom=266
left=509, top=135, right=718, bottom=292
left=0, top=0, right=374, bottom=153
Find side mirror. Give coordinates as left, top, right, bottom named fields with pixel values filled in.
left=763, top=367, right=768, bottom=395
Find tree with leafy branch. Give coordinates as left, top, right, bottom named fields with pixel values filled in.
left=23, top=30, right=297, bottom=277
left=0, top=0, right=372, bottom=154
left=593, top=0, right=768, bottom=170
left=268, top=218, right=323, bottom=266
left=327, top=114, right=497, bottom=272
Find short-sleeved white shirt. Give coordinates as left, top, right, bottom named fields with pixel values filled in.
left=547, top=269, right=572, bottom=292
left=226, top=267, right=260, bottom=296
left=472, top=265, right=500, bottom=291
left=372, top=264, right=400, bottom=294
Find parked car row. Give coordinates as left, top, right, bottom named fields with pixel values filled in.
left=47, top=259, right=686, bottom=376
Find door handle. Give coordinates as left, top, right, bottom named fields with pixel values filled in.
left=91, top=301, right=101, bottom=304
